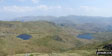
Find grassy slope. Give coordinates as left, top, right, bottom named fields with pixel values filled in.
left=0, top=21, right=95, bottom=56
left=1, top=21, right=112, bottom=56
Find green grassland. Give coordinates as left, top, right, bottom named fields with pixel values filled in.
left=0, top=21, right=93, bottom=56
left=0, top=21, right=112, bottom=56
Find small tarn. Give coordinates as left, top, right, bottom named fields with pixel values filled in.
left=17, top=34, right=32, bottom=40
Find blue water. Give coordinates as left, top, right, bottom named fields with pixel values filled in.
left=17, top=34, right=32, bottom=40
left=77, top=33, right=94, bottom=40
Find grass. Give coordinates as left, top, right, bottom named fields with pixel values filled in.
left=0, top=21, right=111, bottom=56
left=11, top=49, right=96, bottom=56
left=0, top=21, right=85, bottom=56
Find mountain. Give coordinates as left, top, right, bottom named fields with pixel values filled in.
left=0, top=21, right=96, bottom=56
left=13, top=15, right=112, bottom=32
left=12, top=15, right=112, bottom=43
left=1, top=15, right=112, bottom=56
left=13, top=15, right=112, bottom=23
left=13, top=16, right=56, bottom=22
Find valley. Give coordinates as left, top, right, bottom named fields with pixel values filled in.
left=0, top=16, right=112, bottom=56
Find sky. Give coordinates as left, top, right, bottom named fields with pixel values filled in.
left=0, top=0, right=112, bottom=20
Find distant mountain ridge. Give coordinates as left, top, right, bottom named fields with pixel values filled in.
left=13, top=15, right=112, bottom=32
left=13, top=16, right=57, bottom=22
left=13, top=15, right=112, bottom=26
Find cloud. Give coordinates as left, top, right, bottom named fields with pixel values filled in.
left=31, top=0, right=40, bottom=3
left=77, top=6, right=112, bottom=16
left=37, top=5, right=49, bottom=10
left=0, top=5, right=64, bottom=13
left=17, top=0, right=40, bottom=3
left=79, top=6, right=99, bottom=12
left=17, top=0, right=26, bottom=2
left=1, top=5, right=34, bottom=13
left=2, top=5, right=111, bottom=17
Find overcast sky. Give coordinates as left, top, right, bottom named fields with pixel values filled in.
left=0, top=0, right=112, bottom=20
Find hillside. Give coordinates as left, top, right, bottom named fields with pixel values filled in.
left=1, top=16, right=112, bottom=56
left=0, top=21, right=96, bottom=56
left=13, top=15, right=112, bottom=32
